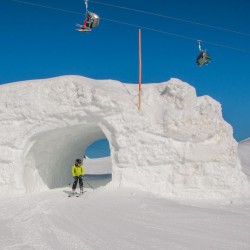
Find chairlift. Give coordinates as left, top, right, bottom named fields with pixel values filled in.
left=85, top=11, right=100, bottom=29
left=196, top=40, right=211, bottom=66
left=76, top=0, right=100, bottom=32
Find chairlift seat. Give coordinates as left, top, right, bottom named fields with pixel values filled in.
left=196, top=51, right=211, bottom=66
left=87, top=12, right=100, bottom=28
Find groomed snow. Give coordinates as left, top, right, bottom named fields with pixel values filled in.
left=1, top=187, right=250, bottom=250
left=0, top=146, right=249, bottom=250
left=0, top=75, right=249, bottom=200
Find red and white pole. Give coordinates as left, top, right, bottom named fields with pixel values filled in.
left=138, top=29, right=142, bottom=111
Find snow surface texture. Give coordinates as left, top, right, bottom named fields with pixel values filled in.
left=2, top=188, right=250, bottom=250
left=0, top=75, right=249, bottom=199
left=238, top=138, right=250, bottom=180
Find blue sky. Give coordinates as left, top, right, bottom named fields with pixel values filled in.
left=1, top=0, right=250, bottom=153
left=86, top=139, right=110, bottom=158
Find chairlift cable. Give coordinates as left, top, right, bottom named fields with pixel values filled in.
left=90, top=0, right=250, bottom=37
left=12, top=0, right=83, bottom=15
left=102, top=18, right=250, bottom=54
left=11, top=0, right=250, bottom=54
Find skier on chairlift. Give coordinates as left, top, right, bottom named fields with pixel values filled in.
left=77, top=0, right=100, bottom=32
left=196, top=40, right=211, bottom=66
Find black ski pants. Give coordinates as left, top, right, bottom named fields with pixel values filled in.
left=72, top=176, right=83, bottom=190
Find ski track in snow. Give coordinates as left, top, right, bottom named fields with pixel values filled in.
left=1, top=188, right=250, bottom=250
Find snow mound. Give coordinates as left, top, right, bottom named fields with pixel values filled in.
left=0, top=75, right=249, bottom=199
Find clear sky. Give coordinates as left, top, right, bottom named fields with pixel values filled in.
left=1, top=0, right=250, bottom=146
left=86, top=139, right=110, bottom=158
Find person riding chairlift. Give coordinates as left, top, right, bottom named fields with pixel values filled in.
left=196, top=41, right=211, bottom=66
left=82, top=13, right=93, bottom=30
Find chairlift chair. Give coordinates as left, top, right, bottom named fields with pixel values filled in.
left=196, top=40, right=211, bottom=66
left=85, top=11, right=100, bottom=29
left=196, top=51, right=211, bottom=66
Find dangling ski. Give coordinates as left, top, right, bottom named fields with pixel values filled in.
left=76, top=28, right=91, bottom=32
left=76, top=24, right=91, bottom=32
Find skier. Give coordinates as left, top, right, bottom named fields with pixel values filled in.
left=71, top=159, right=85, bottom=195
left=80, top=13, right=92, bottom=31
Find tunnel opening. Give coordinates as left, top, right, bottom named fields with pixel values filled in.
left=23, top=124, right=112, bottom=193
left=85, top=138, right=110, bottom=158
left=83, top=138, right=112, bottom=190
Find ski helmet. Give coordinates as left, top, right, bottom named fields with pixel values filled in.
left=75, top=159, right=82, bottom=165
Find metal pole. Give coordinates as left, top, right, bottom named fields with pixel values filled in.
left=138, top=29, right=142, bottom=111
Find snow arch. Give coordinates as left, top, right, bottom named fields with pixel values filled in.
left=23, top=124, right=111, bottom=192
left=23, top=123, right=112, bottom=192
left=24, top=124, right=109, bottom=192
left=0, top=75, right=249, bottom=199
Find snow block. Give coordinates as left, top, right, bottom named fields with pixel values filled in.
left=0, top=75, right=249, bottom=199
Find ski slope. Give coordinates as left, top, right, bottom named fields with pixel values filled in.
left=1, top=144, right=250, bottom=249
left=1, top=187, right=250, bottom=250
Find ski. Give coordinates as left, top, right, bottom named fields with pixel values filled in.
left=68, top=192, right=77, bottom=197
left=76, top=28, right=91, bottom=32
left=68, top=191, right=86, bottom=197
left=76, top=191, right=86, bottom=197
left=75, top=24, right=91, bottom=32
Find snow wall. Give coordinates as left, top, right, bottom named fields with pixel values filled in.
left=238, top=138, right=250, bottom=180
left=0, top=75, right=249, bottom=199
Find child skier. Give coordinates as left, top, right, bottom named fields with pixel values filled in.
left=71, top=158, right=85, bottom=195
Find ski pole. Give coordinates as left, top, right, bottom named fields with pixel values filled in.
left=84, top=180, right=94, bottom=190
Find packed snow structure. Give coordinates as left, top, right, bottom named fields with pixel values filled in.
left=0, top=75, right=249, bottom=199
left=238, top=138, right=250, bottom=180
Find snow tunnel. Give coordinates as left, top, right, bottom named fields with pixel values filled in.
left=23, top=124, right=112, bottom=193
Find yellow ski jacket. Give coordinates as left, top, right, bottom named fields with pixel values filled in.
left=72, top=164, right=84, bottom=177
